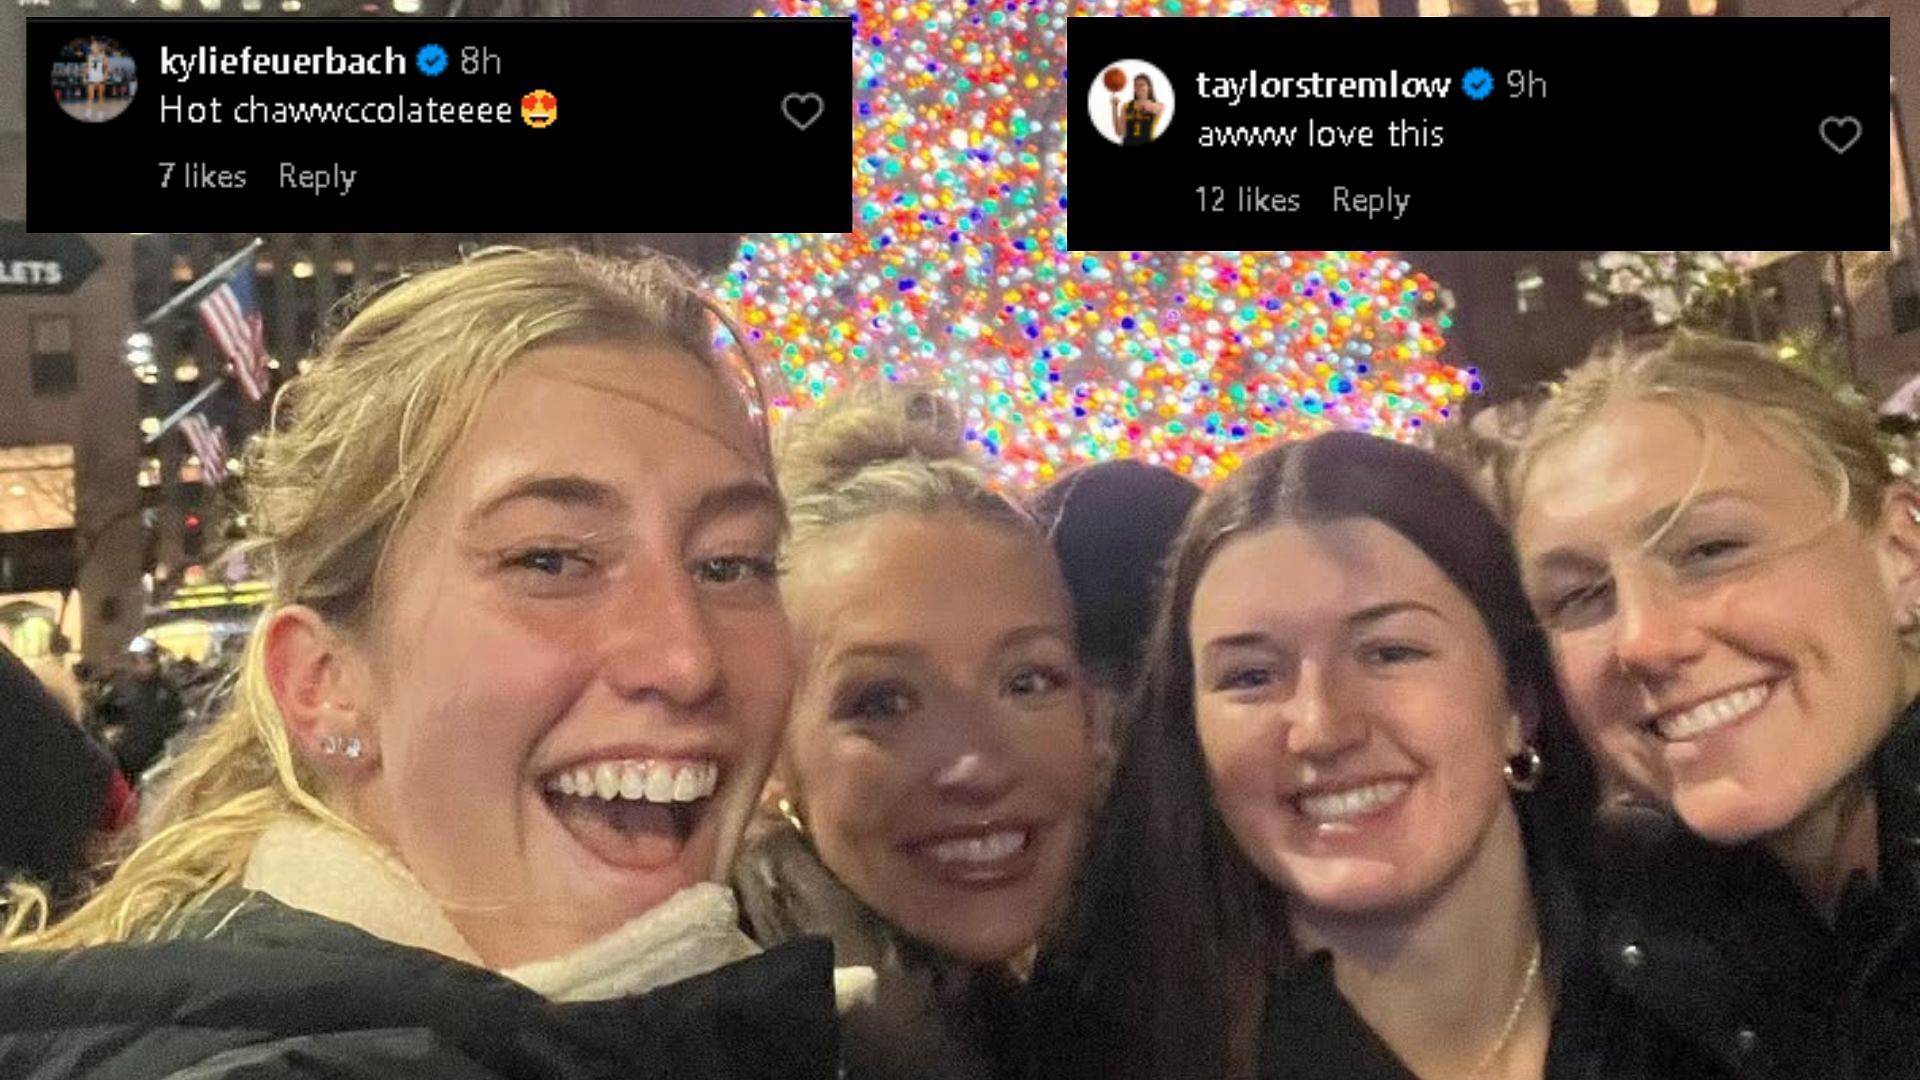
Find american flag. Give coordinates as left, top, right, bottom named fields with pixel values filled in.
left=179, top=413, right=228, bottom=487
left=197, top=259, right=270, bottom=402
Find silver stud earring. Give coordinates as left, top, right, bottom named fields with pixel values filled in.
left=320, top=734, right=364, bottom=760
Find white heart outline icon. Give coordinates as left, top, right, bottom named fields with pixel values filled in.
left=1820, top=115, right=1862, bottom=155
left=782, top=92, right=824, bottom=132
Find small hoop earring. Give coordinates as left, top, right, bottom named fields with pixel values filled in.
left=776, top=797, right=806, bottom=836
left=1504, top=745, right=1544, bottom=793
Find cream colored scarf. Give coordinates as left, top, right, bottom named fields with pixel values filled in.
left=242, top=819, right=761, bottom=1002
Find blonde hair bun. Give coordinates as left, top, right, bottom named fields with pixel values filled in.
left=777, top=382, right=967, bottom=498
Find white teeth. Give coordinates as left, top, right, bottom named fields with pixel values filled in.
left=618, top=763, right=647, bottom=801
left=927, top=830, right=1028, bottom=865
left=672, top=766, right=701, bottom=802
left=1296, top=780, right=1410, bottom=822
left=1655, top=683, right=1771, bottom=742
left=545, top=758, right=722, bottom=804
left=645, top=763, right=676, bottom=802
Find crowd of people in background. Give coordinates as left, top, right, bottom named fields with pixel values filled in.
left=0, top=247, right=1915, bottom=1079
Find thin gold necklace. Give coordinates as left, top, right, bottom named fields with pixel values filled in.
left=1469, top=938, right=1542, bottom=1078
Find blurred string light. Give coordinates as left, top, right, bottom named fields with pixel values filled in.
left=725, top=0, right=1468, bottom=488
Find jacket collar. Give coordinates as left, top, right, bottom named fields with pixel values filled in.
left=243, top=817, right=762, bottom=1002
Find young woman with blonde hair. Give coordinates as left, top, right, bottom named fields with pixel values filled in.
left=0, top=248, right=839, bottom=1079
left=1509, top=333, right=1920, bottom=1076
left=734, top=382, right=1101, bottom=1079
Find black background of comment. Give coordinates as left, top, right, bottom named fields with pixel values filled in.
left=26, top=18, right=852, bottom=233
left=1068, top=17, right=1888, bottom=251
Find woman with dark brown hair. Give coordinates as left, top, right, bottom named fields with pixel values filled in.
left=1046, top=431, right=1774, bottom=1080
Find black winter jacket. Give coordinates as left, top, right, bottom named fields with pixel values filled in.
left=1588, top=695, right=1920, bottom=1080
left=1258, top=850, right=1753, bottom=1080
left=0, top=889, right=840, bottom=1080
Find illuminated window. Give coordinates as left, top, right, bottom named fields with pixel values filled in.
left=0, top=445, right=78, bottom=532
left=179, top=457, right=204, bottom=486
left=138, top=457, right=163, bottom=488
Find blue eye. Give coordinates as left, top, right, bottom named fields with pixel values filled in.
left=504, top=548, right=586, bottom=577
left=693, top=556, right=777, bottom=585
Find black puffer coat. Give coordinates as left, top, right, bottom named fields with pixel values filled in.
left=1590, top=695, right=1920, bottom=1080
left=0, top=889, right=840, bottom=1080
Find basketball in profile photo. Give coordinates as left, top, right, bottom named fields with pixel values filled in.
left=1089, top=60, right=1173, bottom=147
left=54, top=36, right=136, bottom=123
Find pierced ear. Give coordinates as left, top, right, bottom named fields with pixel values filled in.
left=262, top=605, right=375, bottom=769
left=1875, top=484, right=1920, bottom=623
left=1505, top=682, right=1542, bottom=755
left=759, top=771, right=794, bottom=811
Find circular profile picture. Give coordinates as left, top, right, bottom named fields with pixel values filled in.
left=54, top=36, right=136, bottom=123
left=1088, top=59, right=1174, bottom=147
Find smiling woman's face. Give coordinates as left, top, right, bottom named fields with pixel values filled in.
left=1189, top=518, right=1525, bottom=917
left=780, top=512, right=1098, bottom=965
left=340, top=342, right=794, bottom=968
left=1513, top=399, right=1915, bottom=845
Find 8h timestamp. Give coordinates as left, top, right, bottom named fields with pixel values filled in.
left=1197, top=184, right=1300, bottom=214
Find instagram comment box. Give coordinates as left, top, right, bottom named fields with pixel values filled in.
left=1068, top=17, right=1886, bottom=251
left=27, top=18, right=850, bottom=232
